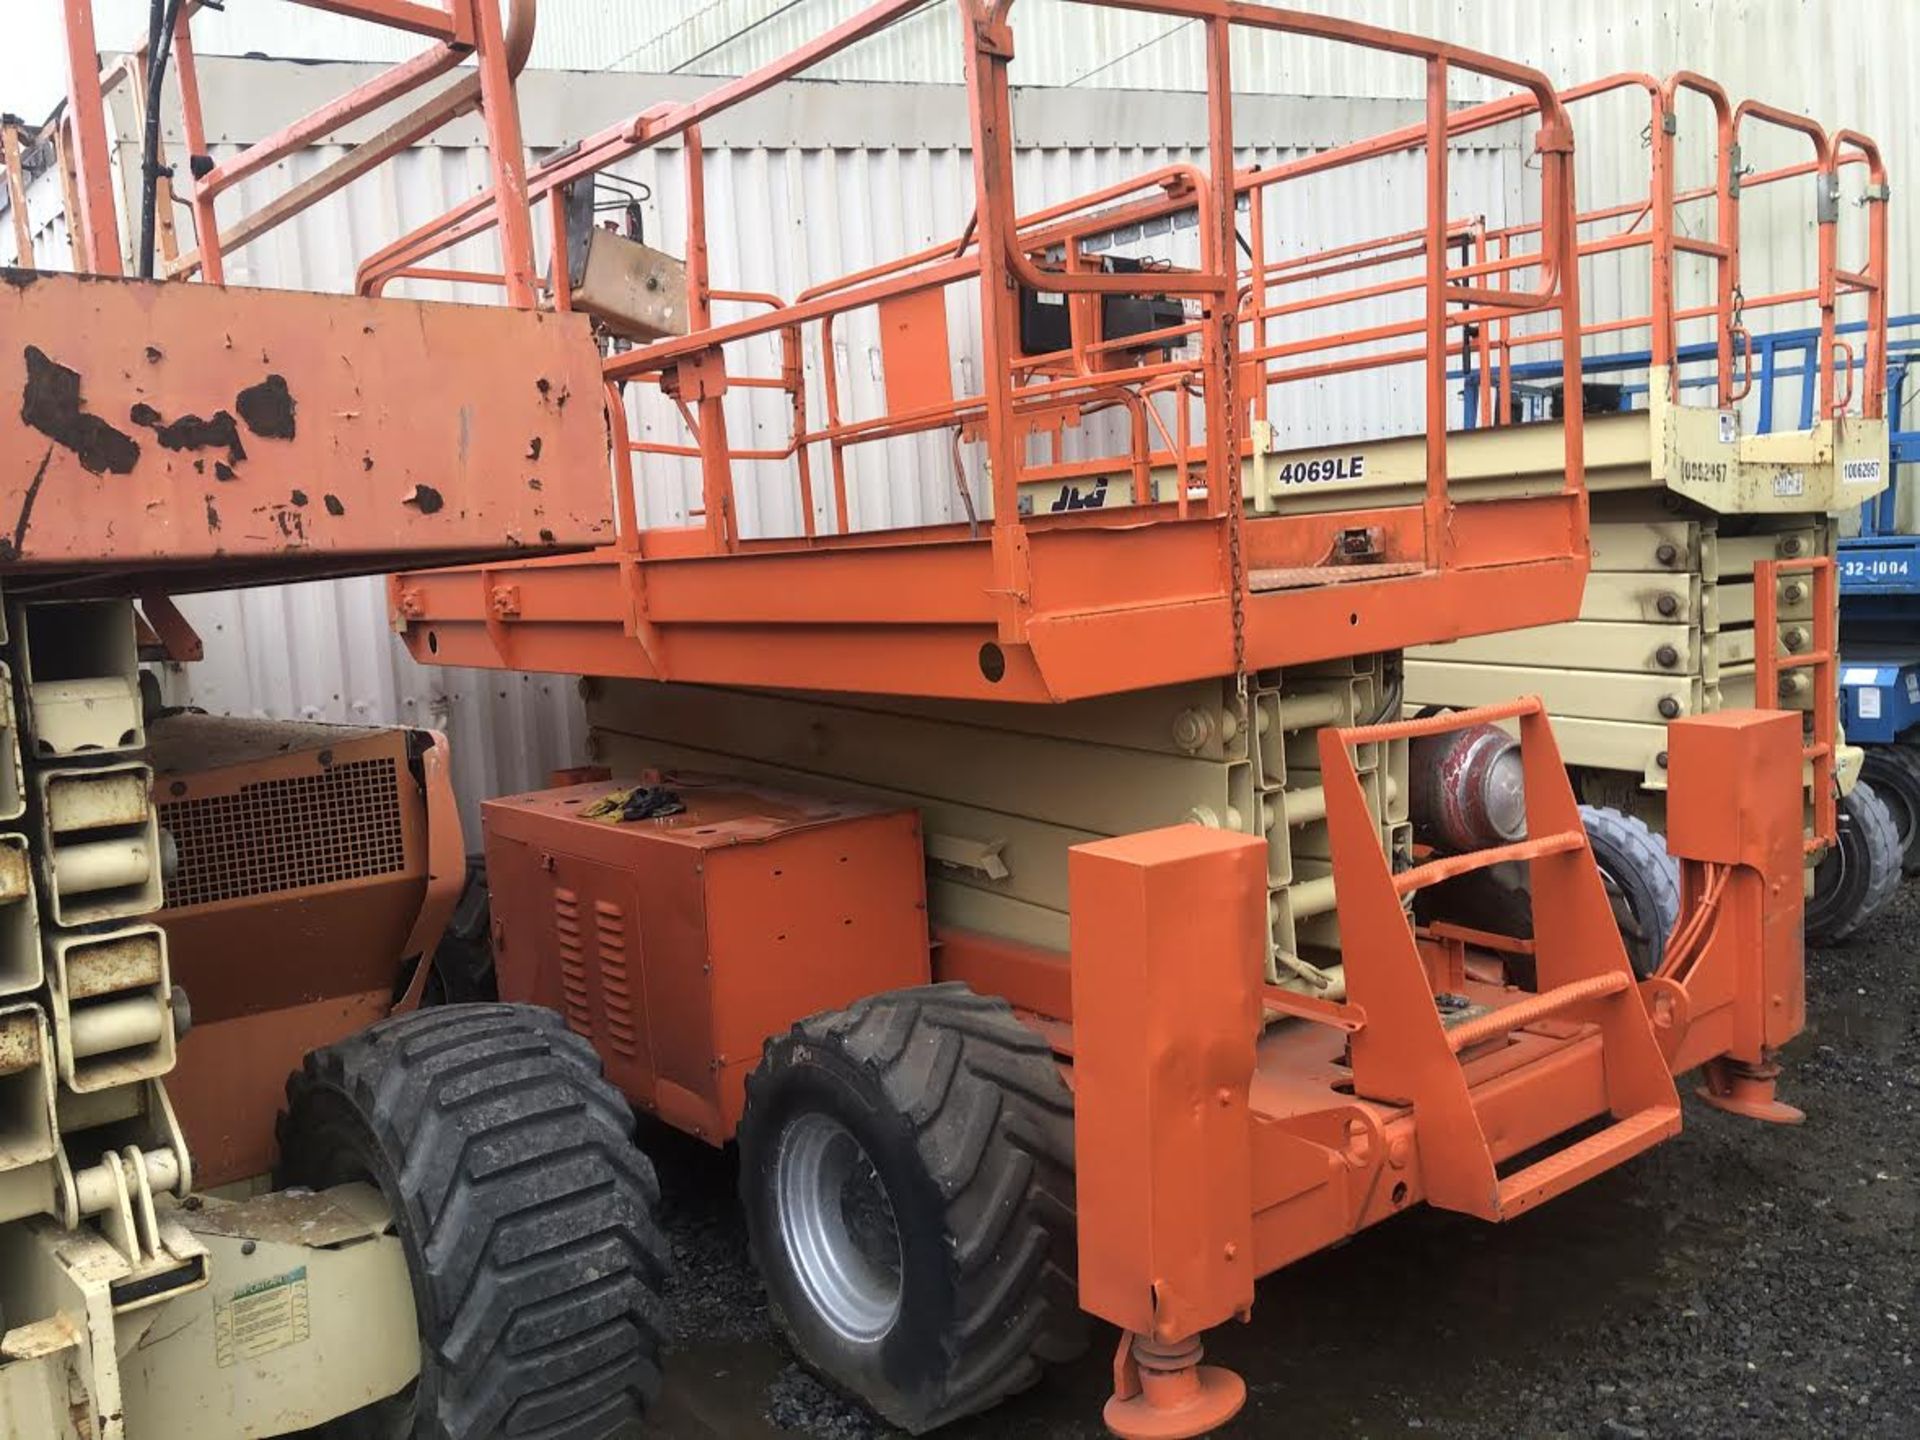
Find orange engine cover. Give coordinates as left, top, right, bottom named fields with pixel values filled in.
left=483, top=775, right=931, bottom=1143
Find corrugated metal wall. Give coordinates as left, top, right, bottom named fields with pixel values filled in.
left=8, top=0, right=1910, bottom=827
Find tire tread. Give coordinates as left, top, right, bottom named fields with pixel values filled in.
left=280, top=1003, right=670, bottom=1440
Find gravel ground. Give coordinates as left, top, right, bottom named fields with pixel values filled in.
left=644, top=884, right=1920, bottom=1439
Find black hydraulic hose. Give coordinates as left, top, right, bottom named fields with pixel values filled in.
left=137, top=0, right=186, bottom=279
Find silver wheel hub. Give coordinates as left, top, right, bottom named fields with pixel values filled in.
left=774, top=1112, right=903, bottom=1344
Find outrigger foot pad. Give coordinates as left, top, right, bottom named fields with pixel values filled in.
left=1103, top=1333, right=1247, bottom=1439
left=1697, top=1056, right=1805, bottom=1125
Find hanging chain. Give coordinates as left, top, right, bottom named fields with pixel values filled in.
left=1220, top=300, right=1250, bottom=713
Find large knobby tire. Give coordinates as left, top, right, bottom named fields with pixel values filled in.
left=1807, top=780, right=1901, bottom=946
left=278, top=1003, right=670, bottom=1440
left=738, top=982, right=1085, bottom=1434
left=1861, top=745, right=1920, bottom=876
left=1579, top=805, right=1682, bottom=979
left=1415, top=807, right=1678, bottom=981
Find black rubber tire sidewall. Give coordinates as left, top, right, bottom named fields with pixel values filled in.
left=1862, top=745, right=1920, bottom=876
left=1577, top=806, right=1680, bottom=980
left=1808, top=781, right=1901, bottom=945
left=739, top=1037, right=959, bottom=1417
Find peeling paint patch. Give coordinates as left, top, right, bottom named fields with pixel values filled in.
left=21, top=346, right=140, bottom=475
left=236, top=373, right=297, bottom=440
left=402, top=484, right=445, bottom=515
left=290, top=489, right=308, bottom=507
left=132, top=405, right=248, bottom=466
left=323, top=494, right=345, bottom=517
left=204, top=497, right=221, bottom=532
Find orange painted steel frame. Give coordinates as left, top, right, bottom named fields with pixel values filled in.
left=1445, top=77, right=1886, bottom=425
left=58, top=0, right=1596, bottom=701
left=351, top=0, right=1594, bottom=702
left=1244, top=73, right=1884, bottom=433
left=1069, top=704, right=1805, bottom=1436
left=57, top=0, right=534, bottom=292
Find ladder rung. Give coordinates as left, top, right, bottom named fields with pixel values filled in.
left=1496, top=1105, right=1681, bottom=1217
left=1776, top=650, right=1833, bottom=669
left=1445, top=970, right=1629, bottom=1053
left=1393, top=830, right=1583, bottom=896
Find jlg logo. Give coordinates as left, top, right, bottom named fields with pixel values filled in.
left=1049, top=478, right=1111, bottom=511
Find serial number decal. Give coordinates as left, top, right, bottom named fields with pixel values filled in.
left=1679, top=459, right=1728, bottom=485
left=1841, top=557, right=1915, bottom=580
left=1842, top=458, right=1886, bottom=485
left=1277, top=453, right=1367, bottom=486
left=1772, top=469, right=1806, bottom=498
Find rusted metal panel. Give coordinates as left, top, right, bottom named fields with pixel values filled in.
left=0, top=270, right=611, bottom=587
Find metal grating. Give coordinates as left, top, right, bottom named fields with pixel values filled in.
left=160, top=757, right=406, bottom=909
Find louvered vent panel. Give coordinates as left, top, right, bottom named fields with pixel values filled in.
left=553, top=887, right=595, bottom=1037
left=593, top=898, right=638, bottom=1058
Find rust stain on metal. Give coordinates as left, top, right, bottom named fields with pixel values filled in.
left=66, top=931, right=165, bottom=1000
left=1, top=268, right=39, bottom=289
left=0, top=839, right=30, bottom=901
left=205, top=497, right=222, bottom=531
left=20, top=345, right=140, bottom=475
left=0, top=1011, right=42, bottom=1077
left=236, top=373, right=297, bottom=440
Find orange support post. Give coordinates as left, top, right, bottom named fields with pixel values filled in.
left=1069, top=825, right=1265, bottom=1440
left=1660, top=710, right=1807, bottom=1124
left=59, top=0, right=123, bottom=274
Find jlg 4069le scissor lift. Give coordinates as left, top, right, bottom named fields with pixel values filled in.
left=381, top=4, right=1817, bottom=1436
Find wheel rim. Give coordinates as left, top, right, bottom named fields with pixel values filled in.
left=774, top=1112, right=903, bottom=1344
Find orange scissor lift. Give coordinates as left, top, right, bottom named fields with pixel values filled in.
left=28, top=3, right=1813, bottom=1437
